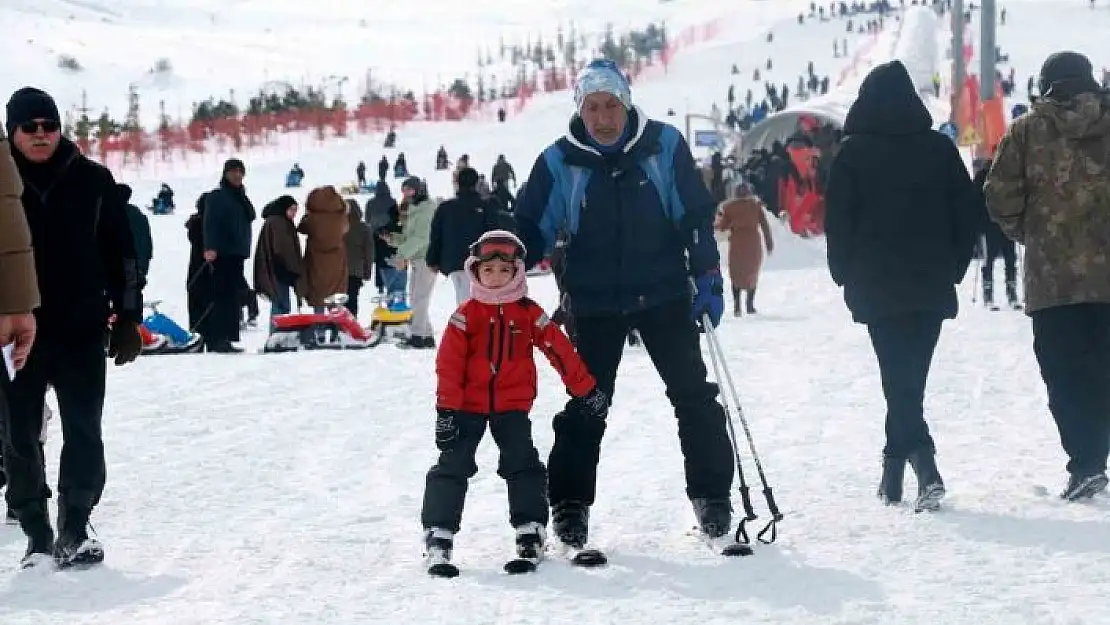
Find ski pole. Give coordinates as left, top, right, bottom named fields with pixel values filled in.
left=701, top=315, right=759, bottom=544
left=703, top=314, right=784, bottom=544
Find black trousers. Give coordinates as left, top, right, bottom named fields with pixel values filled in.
left=208, top=256, right=245, bottom=344
left=866, top=313, right=943, bottom=459
left=346, top=276, right=363, bottom=317
left=1, top=335, right=106, bottom=520
left=1032, top=303, right=1110, bottom=476
left=982, top=235, right=1017, bottom=284
left=547, top=298, right=734, bottom=507
left=421, top=411, right=547, bottom=533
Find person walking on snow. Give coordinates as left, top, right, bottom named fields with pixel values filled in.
left=426, top=167, right=515, bottom=305
left=984, top=51, right=1110, bottom=501
left=971, top=158, right=1020, bottom=310
left=2, top=87, right=144, bottom=569
left=420, top=231, right=608, bottom=574
left=714, top=183, right=773, bottom=316
left=824, top=60, right=980, bottom=512
left=386, top=177, right=438, bottom=349
left=514, top=59, right=735, bottom=552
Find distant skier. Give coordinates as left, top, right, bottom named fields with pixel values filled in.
left=356, top=161, right=367, bottom=187
left=378, top=155, right=389, bottom=181
left=972, top=158, right=1019, bottom=310
left=491, top=154, right=516, bottom=189
left=420, top=230, right=608, bottom=576
left=393, top=152, right=408, bottom=179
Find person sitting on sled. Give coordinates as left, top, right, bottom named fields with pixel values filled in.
left=420, top=230, right=609, bottom=576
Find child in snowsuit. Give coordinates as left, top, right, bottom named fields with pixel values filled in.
left=420, top=230, right=609, bottom=574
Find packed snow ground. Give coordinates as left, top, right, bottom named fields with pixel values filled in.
left=3, top=1, right=1110, bottom=624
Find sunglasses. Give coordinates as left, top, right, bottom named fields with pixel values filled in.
left=471, top=238, right=525, bottom=263
left=18, top=120, right=61, bottom=134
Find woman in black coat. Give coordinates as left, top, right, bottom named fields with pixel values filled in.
left=824, top=60, right=980, bottom=512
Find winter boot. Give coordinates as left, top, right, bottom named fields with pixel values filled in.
left=53, top=505, right=104, bottom=568
left=551, top=500, right=590, bottom=548
left=423, top=527, right=458, bottom=577
left=1060, top=472, right=1109, bottom=501
left=745, top=288, right=757, bottom=315
left=732, top=287, right=743, bottom=317
left=877, top=456, right=906, bottom=504
left=691, top=497, right=732, bottom=539
left=14, top=503, right=54, bottom=569
left=982, top=280, right=994, bottom=308
left=1005, top=280, right=1022, bottom=309
left=907, top=449, right=945, bottom=512
left=513, top=522, right=546, bottom=564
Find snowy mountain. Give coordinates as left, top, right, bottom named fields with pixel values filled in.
left=2, top=0, right=1110, bottom=623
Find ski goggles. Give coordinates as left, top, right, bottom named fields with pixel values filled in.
left=470, top=237, right=526, bottom=263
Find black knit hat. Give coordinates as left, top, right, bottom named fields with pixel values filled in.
left=223, top=158, right=246, bottom=174
left=5, top=87, right=60, bottom=138
left=456, top=167, right=479, bottom=190
left=1039, top=51, right=1100, bottom=99
left=401, top=176, right=423, bottom=193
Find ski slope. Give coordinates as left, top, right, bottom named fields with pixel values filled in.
left=3, top=1, right=1110, bottom=623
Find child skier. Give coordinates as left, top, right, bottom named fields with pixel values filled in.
left=420, top=230, right=609, bottom=577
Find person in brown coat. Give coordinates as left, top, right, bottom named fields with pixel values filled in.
left=714, top=183, right=774, bottom=316
left=252, top=195, right=304, bottom=327
left=297, top=186, right=349, bottom=309
left=344, top=199, right=374, bottom=318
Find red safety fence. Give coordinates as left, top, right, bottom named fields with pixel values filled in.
left=84, top=17, right=728, bottom=175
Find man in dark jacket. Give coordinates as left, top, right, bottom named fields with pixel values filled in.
left=824, top=61, right=980, bottom=512
left=985, top=51, right=1110, bottom=501
left=426, top=167, right=515, bottom=305
left=203, top=158, right=256, bottom=353
left=2, top=87, right=143, bottom=569
left=515, top=59, right=733, bottom=553
left=971, top=159, right=1020, bottom=310
left=117, top=183, right=153, bottom=286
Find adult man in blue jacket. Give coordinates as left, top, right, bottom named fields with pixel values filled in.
left=515, top=59, right=733, bottom=552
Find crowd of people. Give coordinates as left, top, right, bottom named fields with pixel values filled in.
left=0, top=46, right=1107, bottom=575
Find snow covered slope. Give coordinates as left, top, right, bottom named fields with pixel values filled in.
left=0, top=0, right=805, bottom=129
left=3, top=1, right=1110, bottom=624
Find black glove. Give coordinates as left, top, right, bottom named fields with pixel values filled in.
left=580, top=387, right=610, bottom=419
left=434, top=410, right=460, bottom=449
left=108, top=321, right=143, bottom=366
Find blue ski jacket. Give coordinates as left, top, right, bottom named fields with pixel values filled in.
left=514, top=107, right=719, bottom=317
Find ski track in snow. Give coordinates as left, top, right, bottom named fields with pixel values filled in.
left=3, top=0, right=1110, bottom=623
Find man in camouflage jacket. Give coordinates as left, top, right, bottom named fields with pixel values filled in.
left=984, top=51, right=1110, bottom=501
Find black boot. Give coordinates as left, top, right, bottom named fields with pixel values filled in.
left=1005, top=280, right=1022, bottom=309
left=54, top=505, right=104, bottom=568
left=982, top=280, right=995, bottom=308
left=551, top=501, right=590, bottom=548
left=877, top=456, right=906, bottom=504
left=731, top=287, right=742, bottom=317
left=745, top=288, right=757, bottom=315
left=691, top=497, right=732, bottom=538
left=908, top=449, right=945, bottom=512
left=14, top=502, right=54, bottom=569
left=1060, top=472, right=1109, bottom=501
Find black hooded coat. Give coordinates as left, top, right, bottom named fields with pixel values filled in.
left=824, top=60, right=981, bottom=323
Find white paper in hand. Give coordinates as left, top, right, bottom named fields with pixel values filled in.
left=2, top=344, right=14, bottom=379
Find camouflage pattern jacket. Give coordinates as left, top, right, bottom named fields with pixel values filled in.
left=984, top=92, right=1110, bottom=314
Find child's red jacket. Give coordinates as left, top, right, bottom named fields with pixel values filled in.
left=436, top=297, right=596, bottom=414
